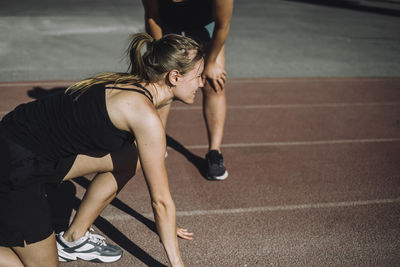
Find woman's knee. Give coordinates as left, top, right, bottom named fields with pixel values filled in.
left=202, top=82, right=227, bottom=98
left=0, top=247, right=24, bottom=267
left=12, top=234, right=58, bottom=267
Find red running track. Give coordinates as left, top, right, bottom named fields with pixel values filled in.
left=1, top=77, right=399, bottom=266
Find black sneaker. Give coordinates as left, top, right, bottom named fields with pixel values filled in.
left=56, top=228, right=122, bottom=263
left=205, top=150, right=228, bottom=180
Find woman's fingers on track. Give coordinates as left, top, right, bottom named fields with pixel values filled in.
left=177, top=228, right=194, bottom=240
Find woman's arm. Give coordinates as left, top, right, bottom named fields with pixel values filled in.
left=142, top=0, right=163, bottom=39
left=128, top=103, right=184, bottom=266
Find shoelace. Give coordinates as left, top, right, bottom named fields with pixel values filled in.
left=209, top=152, right=223, bottom=166
left=87, top=228, right=107, bottom=246
left=218, top=154, right=224, bottom=166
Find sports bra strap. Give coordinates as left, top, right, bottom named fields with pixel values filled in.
left=106, top=83, right=154, bottom=104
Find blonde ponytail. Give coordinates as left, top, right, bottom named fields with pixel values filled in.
left=127, top=32, right=154, bottom=81
left=66, top=32, right=203, bottom=100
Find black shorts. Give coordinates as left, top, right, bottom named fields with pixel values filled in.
left=0, top=127, right=76, bottom=247
left=0, top=183, right=53, bottom=247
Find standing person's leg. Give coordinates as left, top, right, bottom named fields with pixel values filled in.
left=203, top=46, right=228, bottom=180
left=56, top=143, right=139, bottom=263
left=187, top=23, right=229, bottom=180
left=203, top=45, right=227, bottom=152
left=157, top=104, right=171, bottom=157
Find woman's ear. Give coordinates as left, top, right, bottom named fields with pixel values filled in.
left=167, top=69, right=180, bottom=86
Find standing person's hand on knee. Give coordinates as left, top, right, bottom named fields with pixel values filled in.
left=203, top=60, right=227, bottom=92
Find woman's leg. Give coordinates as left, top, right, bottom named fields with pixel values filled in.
left=63, top=171, right=132, bottom=241
left=61, top=143, right=139, bottom=241
left=12, top=233, right=58, bottom=267
left=0, top=247, right=24, bottom=267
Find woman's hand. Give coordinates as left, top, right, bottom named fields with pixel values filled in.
left=177, top=227, right=194, bottom=240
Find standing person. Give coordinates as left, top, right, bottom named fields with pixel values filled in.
left=142, top=0, right=234, bottom=180
left=0, top=33, right=203, bottom=267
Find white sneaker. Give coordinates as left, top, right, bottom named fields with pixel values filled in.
left=56, top=228, right=122, bottom=263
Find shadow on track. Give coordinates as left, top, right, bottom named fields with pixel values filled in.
left=166, top=135, right=208, bottom=179
left=27, top=86, right=66, bottom=98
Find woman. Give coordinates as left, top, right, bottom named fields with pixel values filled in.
left=0, top=33, right=204, bottom=267
left=142, top=0, right=234, bottom=180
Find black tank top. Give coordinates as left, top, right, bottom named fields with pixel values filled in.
left=158, top=0, right=213, bottom=30
left=1, top=83, right=153, bottom=161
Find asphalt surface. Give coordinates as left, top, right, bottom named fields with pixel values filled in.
left=1, top=0, right=400, bottom=81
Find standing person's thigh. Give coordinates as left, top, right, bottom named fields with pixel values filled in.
left=217, top=46, right=226, bottom=69
left=0, top=247, right=24, bottom=267
left=12, top=233, right=58, bottom=267
left=212, top=45, right=226, bottom=67
left=62, top=142, right=139, bottom=181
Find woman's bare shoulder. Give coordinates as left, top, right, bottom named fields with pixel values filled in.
left=106, top=86, right=159, bottom=133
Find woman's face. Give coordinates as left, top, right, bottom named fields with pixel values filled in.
left=173, top=59, right=204, bottom=104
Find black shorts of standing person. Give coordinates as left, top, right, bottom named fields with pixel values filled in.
left=0, top=33, right=204, bottom=267
left=142, top=0, right=234, bottom=180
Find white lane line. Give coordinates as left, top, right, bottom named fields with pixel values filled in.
left=226, top=77, right=400, bottom=83
left=1, top=77, right=400, bottom=87
left=103, top=197, right=400, bottom=221
left=41, top=25, right=140, bottom=36
left=171, top=102, right=400, bottom=110
left=182, top=138, right=400, bottom=150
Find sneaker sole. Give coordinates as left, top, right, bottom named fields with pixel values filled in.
left=58, top=255, right=73, bottom=262
left=208, top=170, right=228, bottom=180
left=57, top=244, right=122, bottom=263
left=80, top=253, right=122, bottom=263
left=59, top=252, right=122, bottom=263
left=57, top=243, right=78, bottom=261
